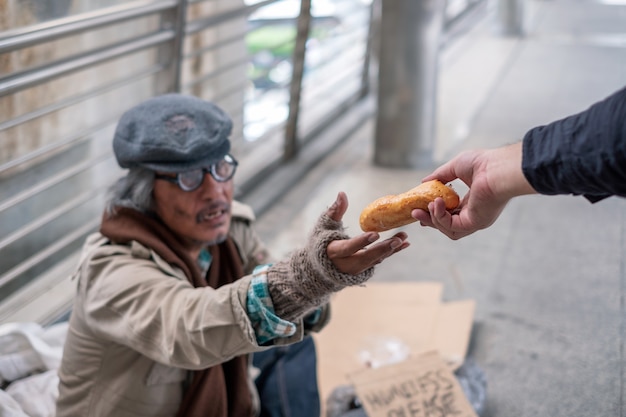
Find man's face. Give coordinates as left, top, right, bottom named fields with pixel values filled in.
left=153, top=171, right=234, bottom=253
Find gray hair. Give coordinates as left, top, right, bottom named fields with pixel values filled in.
left=105, top=168, right=155, bottom=215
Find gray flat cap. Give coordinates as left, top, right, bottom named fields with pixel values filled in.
left=113, top=94, right=232, bottom=173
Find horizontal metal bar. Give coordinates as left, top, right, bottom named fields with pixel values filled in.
left=302, top=58, right=365, bottom=102
left=183, top=29, right=247, bottom=60
left=182, top=33, right=295, bottom=86
left=184, top=20, right=364, bottom=91
left=0, top=0, right=177, bottom=54
left=298, top=90, right=366, bottom=151
left=0, top=114, right=122, bottom=175
left=183, top=55, right=248, bottom=89
left=303, top=64, right=363, bottom=106
left=0, top=64, right=164, bottom=132
left=311, top=26, right=368, bottom=57
left=0, top=30, right=174, bottom=97
left=0, top=184, right=109, bottom=252
left=0, top=149, right=113, bottom=213
left=187, top=0, right=218, bottom=4
left=242, top=89, right=290, bottom=112
left=0, top=254, right=78, bottom=324
left=232, top=119, right=287, bottom=151
left=0, top=217, right=101, bottom=291
left=185, top=0, right=280, bottom=35
left=207, top=81, right=249, bottom=105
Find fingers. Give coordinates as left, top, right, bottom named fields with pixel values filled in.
left=411, top=197, right=451, bottom=225
left=426, top=198, right=458, bottom=238
left=413, top=197, right=477, bottom=240
left=411, top=208, right=432, bottom=225
left=409, top=198, right=459, bottom=239
left=415, top=149, right=508, bottom=241
left=420, top=159, right=459, bottom=185
left=323, top=191, right=411, bottom=275
left=329, top=231, right=406, bottom=258
left=420, top=151, right=477, bottom=189
left=326, top=191, right=348, bottom=222
left=326, top=232, right=410, bottom=275
left=367, top=232, right=411, bottom=259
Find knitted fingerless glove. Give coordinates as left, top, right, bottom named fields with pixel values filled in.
left=267, top=212, right=375, bottom=321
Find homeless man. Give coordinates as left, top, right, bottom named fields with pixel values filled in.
left=55, top=94, right=410, bottom=417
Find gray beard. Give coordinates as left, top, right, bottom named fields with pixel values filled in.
left=202, top=233, right=227, bottom=247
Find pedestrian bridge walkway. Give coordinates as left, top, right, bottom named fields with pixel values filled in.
left=0, top=0, right=625, bottom=415
left=253, top=0, right=626, bottom=415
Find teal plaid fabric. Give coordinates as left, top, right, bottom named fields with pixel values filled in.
left=197, top=253, right=322, bottom=345
left=247, top=264, right=297, bottom=345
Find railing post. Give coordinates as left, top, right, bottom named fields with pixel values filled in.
left=156, top=0, right=187, bottom=94
left=284, top=0, right=311, bottom=161
left=373, top=0, right=446, bottom=168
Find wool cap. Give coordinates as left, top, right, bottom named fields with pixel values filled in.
left=113, top=94, right=232, bottom=173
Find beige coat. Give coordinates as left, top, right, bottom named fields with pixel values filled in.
left=56, top=202, right=328, bottom=417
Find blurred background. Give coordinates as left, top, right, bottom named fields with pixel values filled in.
left=0, top=0, right=625, bottom=415
left=0, top=0, right=490, bottom=324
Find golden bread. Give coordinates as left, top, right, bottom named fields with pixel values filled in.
left=359, top=180, right=460, bottom=232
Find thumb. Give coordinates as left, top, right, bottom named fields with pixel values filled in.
left=326, top=192, right=348, bottom=222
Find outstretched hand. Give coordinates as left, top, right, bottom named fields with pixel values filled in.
left=325, top=192, right=410, bottom=275
left=410, top=144, right=535, bottom=240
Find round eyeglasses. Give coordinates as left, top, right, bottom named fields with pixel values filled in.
left=154, top=154, right=238, bottom=192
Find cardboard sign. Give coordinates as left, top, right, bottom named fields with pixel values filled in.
left=314, top=283, right=475, bottom=405
left=348, top=351, right=478, bottom=417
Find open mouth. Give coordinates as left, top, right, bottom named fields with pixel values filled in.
left=197, top=204, right=229, bottom=224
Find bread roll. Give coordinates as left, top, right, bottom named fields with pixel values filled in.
left=359, top=180, right=460, bottom=232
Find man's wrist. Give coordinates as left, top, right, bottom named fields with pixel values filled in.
left=490, top=142, right=536, bottom=199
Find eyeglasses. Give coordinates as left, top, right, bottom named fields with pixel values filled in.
left=154, top=154, right=238, bottom=192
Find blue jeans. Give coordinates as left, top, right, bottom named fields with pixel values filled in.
left=252, top=336, right=320, bottom=417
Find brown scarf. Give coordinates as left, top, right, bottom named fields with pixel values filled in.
left=100, top=207, right=253, bottom=417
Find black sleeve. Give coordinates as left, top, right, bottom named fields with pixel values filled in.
left=521, top=86, right=626, bottom=202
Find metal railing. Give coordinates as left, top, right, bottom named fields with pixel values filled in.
left=0, top=0, right=485, bottom=324
left=0, top=0, right=374, bottom=324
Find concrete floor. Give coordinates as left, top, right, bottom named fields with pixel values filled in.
left=247, top=0, right=626, bottom=415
